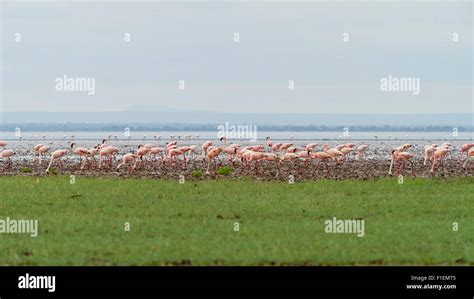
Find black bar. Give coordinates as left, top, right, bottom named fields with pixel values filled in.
left=0, top=266, right=472, bottom=298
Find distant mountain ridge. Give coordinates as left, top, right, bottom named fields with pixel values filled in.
left=1, top=112, right=472, bottom=128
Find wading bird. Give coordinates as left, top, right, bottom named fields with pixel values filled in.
left=206, top=147, right=223, bottom=174
left=46, top=150, right=68, bottom=173
left=71, top=143, right=92, bottom=169
left=323, top=144, right=344, bottom=163
left=423, top=144, right=438, bottom=166
left=37, top=145, right=51, bottom=165
left=462, top=149, right=474, bottom=170
left=388, top=145, right=416, bottom=177
left=458, top=143, right=474, bottom=162
left=1, top=149, right=15, bottom=168
left=201, top=141, right=213, bottom=160
left=117, top=153, right=139, bottom=173
left=357, top=144, right=369, bottom=159
left=430, top=146, right=451, bottom=174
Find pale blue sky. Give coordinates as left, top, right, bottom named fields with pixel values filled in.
left=1, top=1, right=472, bottom=114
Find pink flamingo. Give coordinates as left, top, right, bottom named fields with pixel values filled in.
left=98, top=146, right=119, bottom=169
left=166, top=148, right=182, bottom=166
left=286, top=146, right=299, bottom=153
left=340, top=145, right=355, bottom=160
left=388, top=146, right=416, bottom=176
left=206, top=147, right=223, bottom=174
left=148, top=147, right=164, bottom=161
left=280, top=143, right=293, bottom=152
left=430, top=147, right=451, bottom=174
left=279, top=152, right=299, bottom=173
left=311, top=151, right=332, bottom=174
left=36, top=144, right=51, bottom=164
left=462, top=149, right=474, bottom=170
left=458, top=143, right=474, bottom=162
left=178, top=146, right=191, bottom=166
left=223, top=146, right=238, bottom=165
left=271, top=143, right=282, bottom=153
left=117, top=153, right=139, bottom=173
left=1, top=149, right=16, bottom=168
left=46, top=150, right=68, bottom=173
left=201, top=141, right=213, bottom=160
left=0, top=140, right=7, bottom=147
left=88, top=145, right=100, bottom=164
left=135, top=145, right=150, bottom=168
left=423, top=144, right=438, bottom=166
left=188, top=145, right=198, bottom=159
left=323, top=144, right=344, bottom=163
left=239, top=150, right=253, bottom=168
left=248, top=151, right=266, bottom=174
left=71, top=143, right=91, bottom=169
left=305, top=143, right=318, bottom=152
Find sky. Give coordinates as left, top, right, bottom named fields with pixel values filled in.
left=0, top=0, right=472, bottom=115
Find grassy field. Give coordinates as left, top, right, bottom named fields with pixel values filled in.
left=0, top=176, right=473, bottom=265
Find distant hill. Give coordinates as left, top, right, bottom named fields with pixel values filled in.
left=1, top=111, right=472, bottom=129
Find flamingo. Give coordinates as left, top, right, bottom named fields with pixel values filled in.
left=323, top=144, right=344, bottom=163
left=136, top=145, right=150, bottom=168
left=178, top=146, right=191, bottom=166
left=388, top=146, right=416, bottom=177
left=0, top=140, right=7, bottom=147
left=188, top=145, right=198, bottom=159
left=263, top=152, right=280, bottom=173
left=279, top=152, right=299, bottom=173
left=340, top=146, right=355, bottom=160
left=280, top=143, right=293, bottom=152
left=286, top=146, right=299, bottom=153
left=88, top=145, right=101, bottom=163
left=458, top=143, right=474, bottom=162
left=357, top=144, right=369, bottom=159
left=45, top=150, right=68, bottom=173
left=423, top=144, right=438, bottom=166
left=98, top=146, right=119, bottom=169
left=265, top=137, right=273, bottom=148
left=305, top=143, right=318, bottom=152
left=220, top=137, right=228, bottom=146
left=1, top=149, right=15, bottom=168
left=239, top=150, right=253, bottom=168
left=271, top=143, right=282, bottom=153
left=117, top=153, right=139, bottom=173
left=71, top=143, right=91, bottom=169
left=297, top=150, right=312, bottom=170
left=264, top=153, right=279, bottom=162
left=148, top=147, right=164, bottom=161
left=36, top=144, right=51, bottom=164
left=248, top=151, right=266, bottom=174
left=462, top=149, right=474, bottom=170
left=223, top=146, right=238, bottom=165
left=430, top=147, right=451, bottom=174
left=167, top=148, right=183, bottom=166
left=206, top=147, right=223, bottom=174
left=201, top=141, right=213, bottom=160
left=311, top=151, right=332, bottom=174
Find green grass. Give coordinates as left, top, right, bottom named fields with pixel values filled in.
left=0, top=176, right=473, bottom=265
left=217, top=166, right=234, bottom=176
left=191, top=169, right=203, bottom=178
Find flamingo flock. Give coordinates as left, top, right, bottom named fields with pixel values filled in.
left=0, top=138, right=473, bottom=177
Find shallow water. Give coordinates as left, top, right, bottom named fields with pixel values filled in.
left=1, top=131, right=473, bottom=141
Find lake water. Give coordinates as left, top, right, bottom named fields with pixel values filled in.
left=0, top=131, right=473, bottom=141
